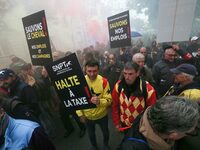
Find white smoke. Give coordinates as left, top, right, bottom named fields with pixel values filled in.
left=0, top=0, right=151, bottom=63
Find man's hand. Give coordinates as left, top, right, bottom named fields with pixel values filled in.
left=91, top=96, right=100, bottom=105
left=79, top=116, right=87, bottom=123
left=172, top=44, right=180, bottom=51
left=115, top=125, right=121, bottom=132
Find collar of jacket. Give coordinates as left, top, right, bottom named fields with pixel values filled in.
left=139, top=107, right=173, bottom=150
left=173, top=81, right=200, bottom=95
left=120, top=77, right=144, bottom=98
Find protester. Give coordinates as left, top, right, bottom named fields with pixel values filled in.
left=0, top=97, right=55, bottom=150
left=112, top=62, right=156, bottom=133
left=132, top=53, right=154, bottom=85
left=152, top=44, right=193, bottom=97
left=19, top=64, right=57, bottom=138
left=102, top=52, right=123, bottom=91
left=186, top=36, right=200, bottom=55
left=121, top=96, right=200, bottom=150
left=76, top=59, right=112, bottom=150
left=82, top=51, right=95, bottom=72
left=119, top=47, right=132, bottom=64
left=102, top=50, right=110, bottom=66
left=169, top=63, right=200, bottom=150
left=140, top=47, right=153, bottom=69
left=0, top=68, right=39, bottom=115
left=169, top=63, right=200, bottom=99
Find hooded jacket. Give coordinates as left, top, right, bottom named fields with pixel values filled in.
left=139, top=107, right=173, bottom=150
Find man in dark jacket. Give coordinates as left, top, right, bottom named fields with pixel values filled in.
left=140, top=47, right=153, bottom=69
left=0, top=68, right=39, bottom=115
left=132, top=53, right=154, bottom=85
left=152, top=44, right=192, bottom=97
left=102, top=52, right=123, bottom=91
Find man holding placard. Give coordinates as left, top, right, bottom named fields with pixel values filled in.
left=76, top=59, right=112, bottom=150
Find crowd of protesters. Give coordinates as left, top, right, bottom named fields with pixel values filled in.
left=0, top=35, right=200, bottom=150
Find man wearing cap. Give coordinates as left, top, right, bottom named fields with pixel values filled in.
left=169, top=63, right=200, bottom=100
left=0, top=68, right=39, bottom=115
left=186, top=36, right=200, bottom=55
left=169, top=63, right=200, bottom=150
left=152, top=44, right=192, bottom=98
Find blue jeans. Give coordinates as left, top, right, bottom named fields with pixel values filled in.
left=86, top=115, right=109, bottom=147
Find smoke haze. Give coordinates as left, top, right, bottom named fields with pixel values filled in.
left=0, top=0, right=199, bottom=65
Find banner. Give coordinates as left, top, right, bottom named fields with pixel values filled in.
left=107, top=10, right=131, bottom=48
left=157, top=0, right=197, bottom=43
left=45, top=53, right=96, bottom=110
left=22, top=10, right=53, bottom=65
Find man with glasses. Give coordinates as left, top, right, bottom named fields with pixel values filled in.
left=112, top=62, right=156, bottom=134
left=152, top=44, right=192, bottom=97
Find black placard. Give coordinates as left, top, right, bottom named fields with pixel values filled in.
left=108, top=10, right=131, bottom=48
left=22, top=10, right=53, bottom=65
left=45, top=53, right=96, bottom=110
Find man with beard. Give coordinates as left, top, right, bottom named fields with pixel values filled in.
left=112, top=62, right=156, bottom=134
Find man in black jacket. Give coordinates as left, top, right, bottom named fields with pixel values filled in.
left=0, top=68, right=39, bottom=115
left=102, top=52, right=123, bottom=91
left=152, top=44, right=192, bottom=97
left=140, top=47, right=154, bottom=69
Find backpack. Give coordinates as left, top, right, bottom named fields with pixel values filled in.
left=120, top=113, right=150, bottom=150
left=9, top=79, right=40, bottom=122
left=2, top=97, right=40, bottom=123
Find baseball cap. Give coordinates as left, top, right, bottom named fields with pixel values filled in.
left=0, top=68, right=15, bottom=80
left=170, top=64, right=198, bottom=76
left=191, top=36, right=199, bottom=41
